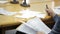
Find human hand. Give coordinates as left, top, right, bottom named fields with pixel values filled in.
left=37, top=31, right=45, bottom=34
left=45, top=5, right=56, bottom=17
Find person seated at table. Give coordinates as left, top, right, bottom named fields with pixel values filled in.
left=37, top=6, right=60, bottom=34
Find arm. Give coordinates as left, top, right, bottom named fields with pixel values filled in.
left=49, top=14, right=60, bottom=34
left=45, top=5, right=60, bottom=34
left=37, top=5, right=60, bottom=34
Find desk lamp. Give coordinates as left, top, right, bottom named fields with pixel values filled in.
left=20, top=0, right=30, bottom=7
left=10, top=0, right=19, bottom=4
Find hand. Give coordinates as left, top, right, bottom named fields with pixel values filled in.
left=37, top=31, right=45, bottom=34
left=45, top=5, right=56, bottom=17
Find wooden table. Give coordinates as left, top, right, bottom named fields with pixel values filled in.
left=0, top=0, right=60, bottom=34
left=0, top=15, right=23, bottom=34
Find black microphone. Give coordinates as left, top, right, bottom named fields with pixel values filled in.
left=10, top=0, right=19, bottom=4
left=20, top=0, right=30, bottom=7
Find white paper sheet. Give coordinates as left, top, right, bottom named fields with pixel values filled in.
left=0, top=8, right=17, bottom=16
left=15, top=9, right=46, bottom=18
left=16, top=17, right=51, bottom=34
left=16, top=24, right=37, bottom=34
left=0, top=1, right=8, bottom=4
left=54, top=6, right=60, bottom=14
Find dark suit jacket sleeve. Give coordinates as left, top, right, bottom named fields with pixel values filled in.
left=49, top=14, right=60, bottom=34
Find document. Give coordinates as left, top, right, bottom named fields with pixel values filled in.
left=54, top=6, right=60, bottom=14
left=16, top=17, right=51, bottom=34
left=0, top=8, right=17, bottom=16
left=0, top=0, right=8, bottom=4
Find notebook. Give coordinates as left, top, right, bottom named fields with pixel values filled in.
left=16, top=17, right=51, bottom=34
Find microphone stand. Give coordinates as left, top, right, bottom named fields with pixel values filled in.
left=20, top=0, right=30, bottom=7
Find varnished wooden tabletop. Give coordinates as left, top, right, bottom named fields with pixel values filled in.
left=0, top=0, right=60, bottom=27
left=0, top=0, right=60, bottom=34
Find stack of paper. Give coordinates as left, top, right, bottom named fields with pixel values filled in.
left=16, top=17, right=51, bottom=34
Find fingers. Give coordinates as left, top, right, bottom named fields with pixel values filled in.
left=46, top=5, right=49, bottom=9
left=45, top=5, right=51, bottom=16
left=37, top=31, right=45, bottom=34
left=45, top=5, right=56, bottom=17
left=46, top=9, right=50, bottom=16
